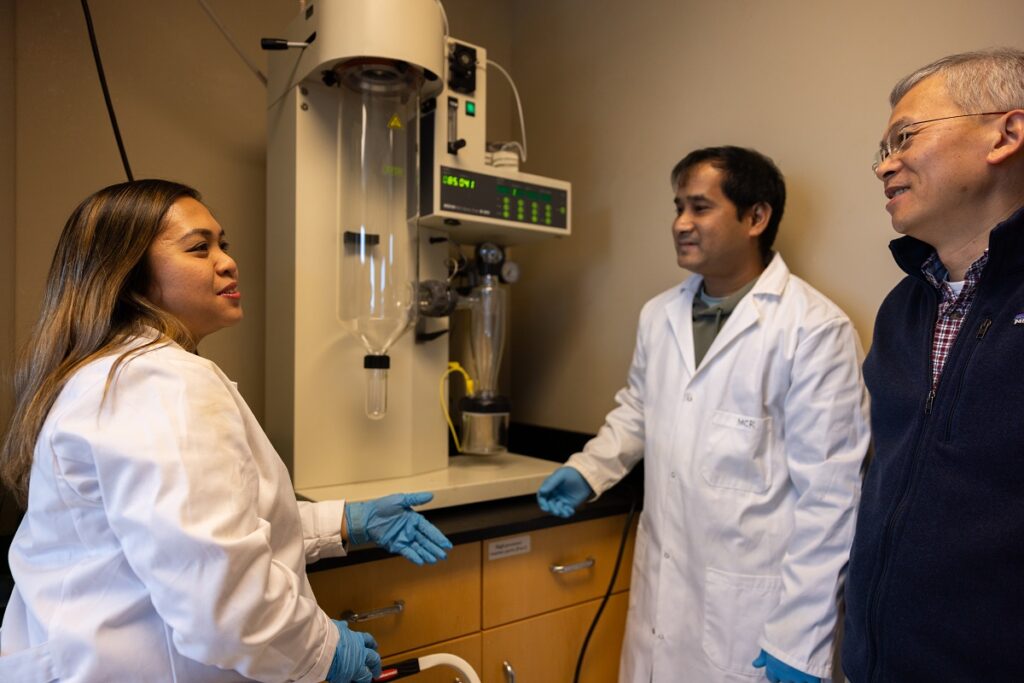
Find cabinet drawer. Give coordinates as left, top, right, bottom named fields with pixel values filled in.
left=482, top=514, right=634, bottom=628
left=482, top=592, right=629, bottom=683
left=381, top=633, right=481, bottom=683
left=309, top=542, right=481, bottom=657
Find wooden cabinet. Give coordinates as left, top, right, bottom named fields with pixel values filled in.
left=482, top=515, right=634, bottom=628
left=481, top=592, right=628, bottom=683
left=308, top=542, right=481, bottom=657
left=310, top=514, right=635, bottom=682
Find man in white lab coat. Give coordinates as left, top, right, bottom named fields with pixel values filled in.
left=537, top=146, right=870, bottom=683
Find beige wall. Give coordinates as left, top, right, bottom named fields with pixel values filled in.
left=1, top=1, right=14, bottom=430
left=1, top=0, right=15, bottom=531
left=507, top=0, right=1024, bottom=432
left=5, top=0, right=511, bottom=424
left=6, top=0, right=1024, bottom=439
left=12, top=0, right=292, bottom=419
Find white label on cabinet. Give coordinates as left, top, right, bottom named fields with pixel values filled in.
left=487, top=535, right=531, bottom=560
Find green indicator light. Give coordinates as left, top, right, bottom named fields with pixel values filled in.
left=545, top=218, right=552, bottom=225
left=560, top=207, right=567, bottom=214
left=497, top=185, right=509, bottom=195
left=466, top=101, right=476, bottom=116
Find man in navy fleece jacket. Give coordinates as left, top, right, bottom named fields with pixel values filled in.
left=842, top=48, right=1024, bottom=683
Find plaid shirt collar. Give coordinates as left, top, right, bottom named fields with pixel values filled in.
left=920, top=249, right=989, bottom=389
left=921, top=250, right=989, bottom=313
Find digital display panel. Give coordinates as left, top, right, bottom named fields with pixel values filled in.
left=441, top=173, right=476, bottom=190
left=439, top=166, right=568, bottom=229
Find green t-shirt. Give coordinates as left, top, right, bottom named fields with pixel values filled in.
left=691, top=278, right=757, bottom=367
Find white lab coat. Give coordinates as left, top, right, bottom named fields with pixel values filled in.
left=0, top=336, right=344, bottom=682
left=567, top=254, right=869, bottom=682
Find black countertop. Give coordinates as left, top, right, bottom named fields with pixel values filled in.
left=307, top=422, right=644, bottom=571
left=307, top=474, right=642, bottom=571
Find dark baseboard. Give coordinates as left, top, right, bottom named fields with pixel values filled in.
left=507, top=421, right=595, bottom=463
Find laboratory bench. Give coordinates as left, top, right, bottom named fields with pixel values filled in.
left=307, top=479, right=640, bottom=683
left=306, top=477, right=641, bottom=571
left=307, top=420, right=642, bottom=570
left=306, top=424, right=643, bottom=682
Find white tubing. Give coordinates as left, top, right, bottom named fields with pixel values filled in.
left=486, top=59, right=527, bottom=162
left=418, top=653, right=482, bottom=683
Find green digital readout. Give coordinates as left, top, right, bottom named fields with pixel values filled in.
left=437, top=165, right=568, bottom=229
left=441, top=173, right=476, bottom=190
left=496, top=184, right=553, bottom=203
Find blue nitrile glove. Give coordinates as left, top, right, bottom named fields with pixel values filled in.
left=752, top=649, right=821, bottom=683
left=326, top=619, right=381, bottom=683
left=345, top=492, right=452, bottom=565
left=537, top=467, right=594, bottom=518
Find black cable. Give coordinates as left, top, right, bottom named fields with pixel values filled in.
left=573, top=495, right=638, bottom=683
left=80, top=0, right=133, bottom=182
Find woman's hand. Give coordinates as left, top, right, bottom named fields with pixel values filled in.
left=344, top=492, right=453, bottom=565
left=326, top=620, right=381, bottom=683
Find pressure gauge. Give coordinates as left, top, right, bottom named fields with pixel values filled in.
left=500, top=261, right=520, bottom=284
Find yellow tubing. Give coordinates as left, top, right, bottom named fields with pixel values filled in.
left=439, top=362, right=474, bottom=453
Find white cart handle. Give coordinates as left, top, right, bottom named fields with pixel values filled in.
left=373, top=653, right=482, bottom=683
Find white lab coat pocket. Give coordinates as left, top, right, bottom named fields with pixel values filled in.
left=0, top=641, right=59, bottom=682
left=701, top=410, right=772, bottom=493
left=702, top=567, right=783, bottom=677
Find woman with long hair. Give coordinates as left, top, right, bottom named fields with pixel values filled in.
left=0, top=180, right=451, bottom=682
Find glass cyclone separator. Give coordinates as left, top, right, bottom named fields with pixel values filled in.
left=264, top=0, right=571, bottom=510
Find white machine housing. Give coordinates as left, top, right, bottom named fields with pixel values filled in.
left=266, top=2, right=569, bottom=509
left=419, top=39, right=572, bottom=246
left=265, top=0, right=444, bottom=105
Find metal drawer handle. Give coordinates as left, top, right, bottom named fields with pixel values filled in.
left=340, top=599, right=405, bottom=623
left=502, top=660, right=516, bottom=683
left=550, top=556, right=595, bottom=574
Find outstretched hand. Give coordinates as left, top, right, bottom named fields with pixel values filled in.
left=345, top=492, right=453, bottom=565
left=537, top=467, right=594, bottom=518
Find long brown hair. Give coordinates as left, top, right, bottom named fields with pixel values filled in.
left=0, top=179, right=201, bottom=506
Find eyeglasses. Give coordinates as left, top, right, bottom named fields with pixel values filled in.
left=871, top=111, right=1008, bottom=172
